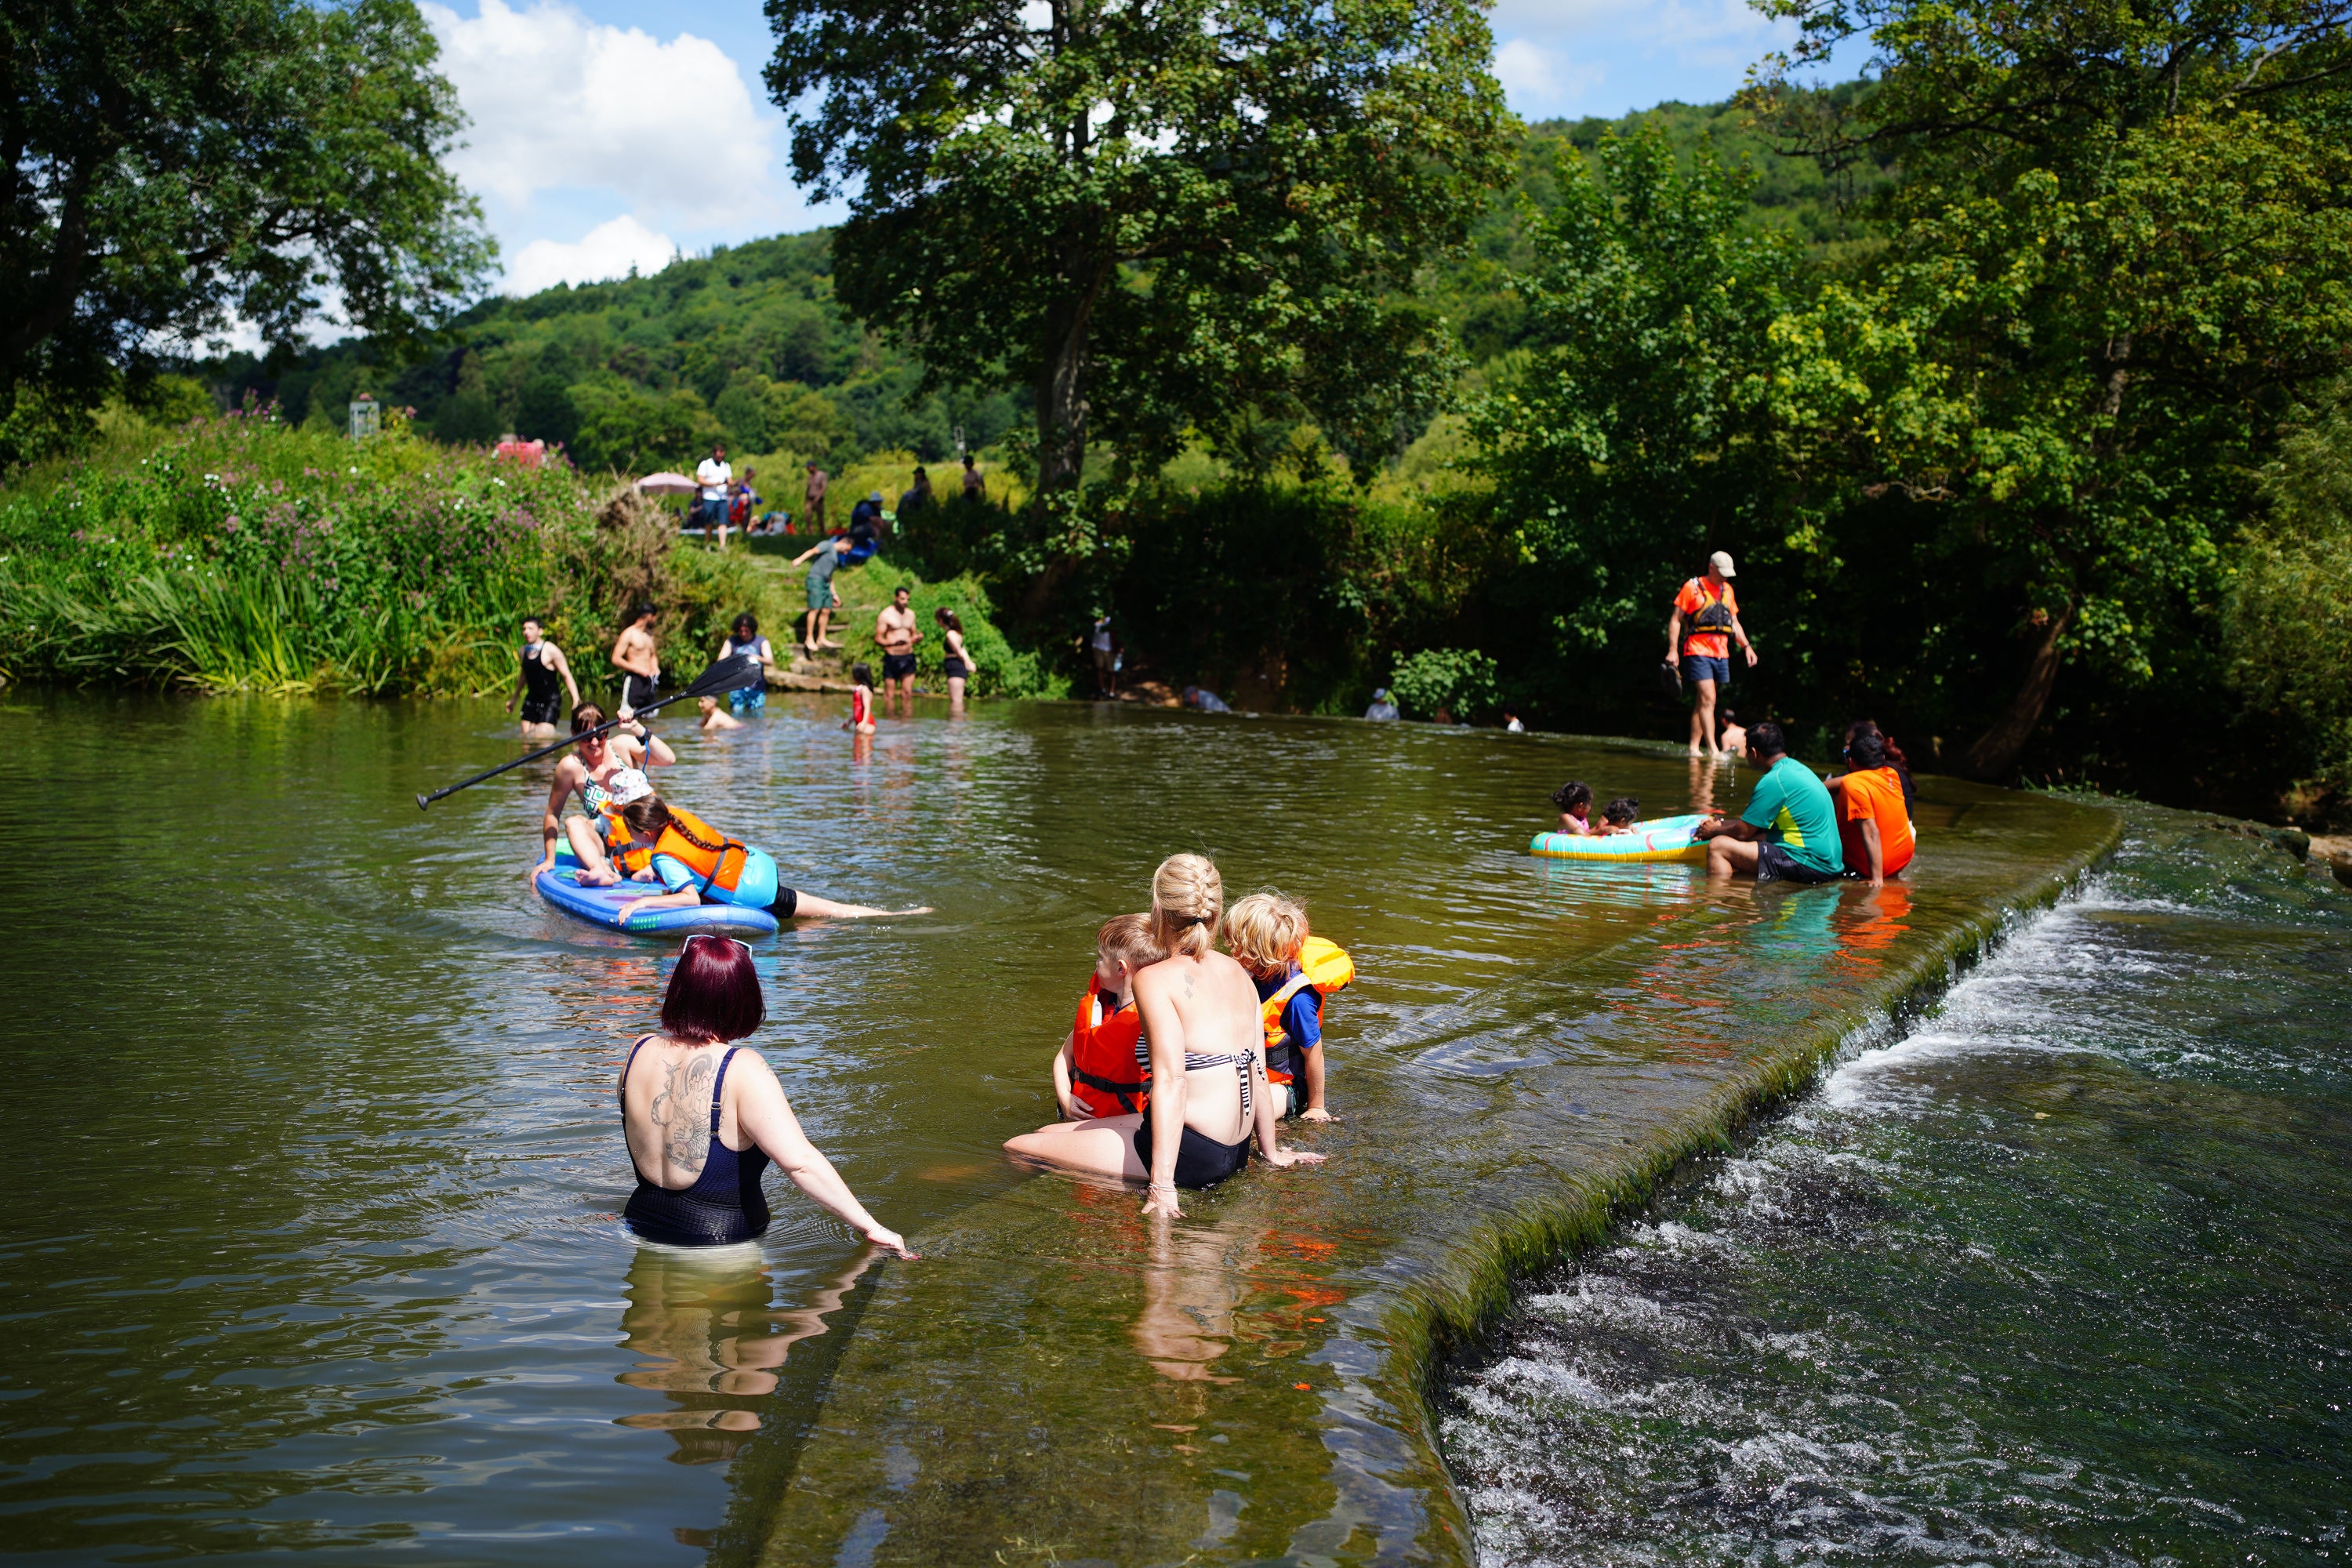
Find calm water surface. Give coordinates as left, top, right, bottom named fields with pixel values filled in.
left=0, top=691, right=2134, bottom=1564
left=1443, top=822, right=2352, bottom=1566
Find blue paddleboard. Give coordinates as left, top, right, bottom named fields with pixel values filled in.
left=535, top=851, right=779, bottom=938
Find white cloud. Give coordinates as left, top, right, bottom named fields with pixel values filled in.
left=1492, top=38, right=1606, bottom=109
left=422, top=0, right=774, bottom=213
left=503, top=214, right=679, bottom=296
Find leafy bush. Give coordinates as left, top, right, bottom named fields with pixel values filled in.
left=1388, top=647, right=1500, bottom=720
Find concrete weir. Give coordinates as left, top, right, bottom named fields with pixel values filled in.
left=728, top=779, right=2124, bottom=1566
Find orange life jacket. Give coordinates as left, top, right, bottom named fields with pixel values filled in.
left=614, top=804, right=750, bottom=895
left=1068, top=978, right=1150, bottom=1118
left=1258, top=937, right=1356, bottom=1084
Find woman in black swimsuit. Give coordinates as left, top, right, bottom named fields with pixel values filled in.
left=619, top=935, right=916, bottom=1255
left=1002, top=854, right=1326, bottom=1215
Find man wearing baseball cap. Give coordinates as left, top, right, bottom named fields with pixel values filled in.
left=1664, top=550, right=1756, bottom=760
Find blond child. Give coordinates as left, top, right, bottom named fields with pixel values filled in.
left=1223, top=892, right=1350, bottom=1122
left=1051, top=914, right=1163, bottom=1121
left=696, top=695, right=744, bottom=732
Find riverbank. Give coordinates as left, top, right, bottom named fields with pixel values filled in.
left=0, top=692, right=2172, bottom=1564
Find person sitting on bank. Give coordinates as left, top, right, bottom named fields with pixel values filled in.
left=1364, top=688, right=1400, bottom=721
left=1595, top=796, right=1642, bottom=836
left=1694, top=720, right=1846, bottom=883
left=1051, top=914, right=1163, bottom=1121
left=618, top=933, right=915, bottom=1254
left=1002, top=855, right=1327, bottom=1214
left=1224, top=892, right=1352, bottom=1123
left=1181, top=685, right=1232, bottom=713
left=1552, top=780, right=1595, bottom=834
left=1826, top=726, right=1916, bottom=887
left=575, top=783, right=930, bottom=923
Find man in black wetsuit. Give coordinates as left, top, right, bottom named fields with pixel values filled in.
left=508, top=615, right=580, bottom=738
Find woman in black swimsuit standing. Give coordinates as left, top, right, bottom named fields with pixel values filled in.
left=1003, top=854, right=1326, bottom=1216
left=620, top=935, right=916, bottom=1254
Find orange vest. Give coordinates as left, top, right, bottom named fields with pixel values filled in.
left=1258, top=938, right=1356, bottom=1084
left=615, top=804, right=750, bottom=894
left=1069, top=978, right=1150, bottom=1118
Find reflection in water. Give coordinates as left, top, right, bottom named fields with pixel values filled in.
left=1686, top=757, right=1725, bottom=816
left=615, top=1245, right=878, bottom=1464
left=1132, top=1218, right=1249, bottom=1385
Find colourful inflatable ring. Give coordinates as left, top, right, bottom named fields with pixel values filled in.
left=1529, top=812, right=1709, bottom=864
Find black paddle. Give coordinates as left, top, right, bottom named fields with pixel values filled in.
left=415, top=653, right=767, bottom=810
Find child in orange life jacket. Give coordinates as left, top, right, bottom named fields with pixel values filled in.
left=1051, top=913, right=1163, bottom=1121
left=1223, top=892, right=1353, bottom=1123
left=845, top=663, right=877, bottom=733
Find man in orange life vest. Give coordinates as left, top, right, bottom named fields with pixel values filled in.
left=1663, top=550, right=1757, bottom=760
left=1053, top=914, right=1163, bottom=1120
left=1223, top=892, right=1353, bottom=1122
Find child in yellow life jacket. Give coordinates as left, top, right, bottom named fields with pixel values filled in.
left=1223, top=892, right=1353, bottom=1122
left=1052, top=914, right=1163, bottom=1120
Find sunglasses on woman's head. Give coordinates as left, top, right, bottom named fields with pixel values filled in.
left=684, top=935, right=753, bottom=956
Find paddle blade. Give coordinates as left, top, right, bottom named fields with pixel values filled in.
left=688, top=652, right=768, bottom=696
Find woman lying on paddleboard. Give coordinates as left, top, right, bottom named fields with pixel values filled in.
left=531, top=702, right=675, bottom=884
left=579, top=783, right=929, bottom=924
left=1004, top=853, right=1325, bottom=1217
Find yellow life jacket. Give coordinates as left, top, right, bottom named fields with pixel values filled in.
left=1258, top=937, right=1355, bottom=1083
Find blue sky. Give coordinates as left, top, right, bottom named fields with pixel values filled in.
left=424, top=0, right=1831, bottom=296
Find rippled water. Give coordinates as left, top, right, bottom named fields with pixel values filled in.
left=0, top=689, right=2119, bottom=1564
left=1443, top=821, right=2352, bottom=1566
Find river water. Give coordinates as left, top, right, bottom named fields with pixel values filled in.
left=0, top=690, right=2230, bottom=1565
left=1443, top=821, right=2352, bottom=1566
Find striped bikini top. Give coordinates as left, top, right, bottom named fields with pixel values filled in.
left=1134, top=1028, right=1254, bottom=1119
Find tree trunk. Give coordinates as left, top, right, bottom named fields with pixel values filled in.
left=1962, top=599, right=2072, bottom=780
left=1034, top=282, right=1094, bottom=495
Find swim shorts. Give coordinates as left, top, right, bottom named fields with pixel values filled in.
left=1755, top=841, right=1839, bottom=884
left=1680, top=655, right=1731, bottom=688
left=881, top=652, right=917, bottom=681
left=520, top=693, right=561, bottom=725
left=769, top=885, right=799, bottom=919
left=619, top=673, right=659, bottom=712
left=728, top=684, right=766, bottom=713
left=942, top=658, right=971, bottom=681
left=1133, top=1122, right=1250, bottom=1190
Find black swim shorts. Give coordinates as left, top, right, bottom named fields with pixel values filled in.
left=1755, top=842, right=1840, bottom=884
left=619, top=673, right=659, bottom=712
left=768, top=886, right=799, bottom=919
left=1133, top=1122, right=1250, bottom=1190
left=881, top=652, right=917, bottom=681
left=520, top=693, right=561, bottom=725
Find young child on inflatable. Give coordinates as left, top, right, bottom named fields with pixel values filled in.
left=1552, top=780, right=1595, bottom=834
left=1595, top=796, right=1642, bottom=836
left=1223, top=892, right=1353, bottom=1122
left=1051, top=914, right=1163, bottom=1120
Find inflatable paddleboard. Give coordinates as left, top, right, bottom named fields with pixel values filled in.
left=535, top=851, right=779, bottom=938
left=1530, top=812, right=1709, bottom=864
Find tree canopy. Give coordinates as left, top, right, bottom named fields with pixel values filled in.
left=764, top=0, right=1515, bottom=495
left=0, top=0, right=493, bottom=459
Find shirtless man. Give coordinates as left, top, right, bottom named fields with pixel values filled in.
left=611, top=603, right=660, bottom=713
left=804, top=462, right=829, bottom=533
left=873, top=585, right=923, bottom=715
left=506, top=615, right=580, bottom=738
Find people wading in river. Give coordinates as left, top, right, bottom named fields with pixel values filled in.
left=508, top=615, right=580, bottom=739
left=1693, top=720, right=1845, bottom=883
left=619, top=934, right=916, bottom=1253
left=1003, top=854, right=1327, bottom=1215
left=1663, top=551, right=1757, bottom=760
left=612, top=603, right=662, bottom=713
left=532, top=703, right=674, bottom=884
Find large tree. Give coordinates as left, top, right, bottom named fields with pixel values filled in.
left=1751, top=0, right=2352, bottom=777
left=763, top=0, right=1512, bottom=499
left=1, top=0, right=493, bottom=452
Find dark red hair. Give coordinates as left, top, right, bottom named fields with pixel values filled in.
left=661, top=935, right=765, bottom=1043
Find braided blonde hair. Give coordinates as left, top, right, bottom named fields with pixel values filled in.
left=1150, top=853, right=1222, bottom=959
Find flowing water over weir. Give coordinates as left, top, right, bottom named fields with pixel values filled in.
left=5, top=689, right=2270, bottom=1566
left=1442, top=826, right=2352, bottom=1566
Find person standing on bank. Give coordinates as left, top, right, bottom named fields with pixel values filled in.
left=508, top=615, right=580, bottom=738
left=873, top=586, right=922, bottom=715
left=803, top=462, right=829, bottom=533
left=1693, top=719, right=1846, bottom=884
left=793, top=535, right=850, bottom=655
left=1664, top=551, right=1757, bottom=760
left=612, top=603, right=662, bottom=713
left=695, top=444, right=732, bottom=546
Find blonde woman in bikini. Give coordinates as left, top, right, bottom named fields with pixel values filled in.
left=1004, top=854, right=1326, bottom=1218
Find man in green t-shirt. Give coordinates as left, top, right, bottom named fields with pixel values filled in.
left=1694, top=720, right=1846, bottom=883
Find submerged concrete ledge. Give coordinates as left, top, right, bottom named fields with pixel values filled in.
left=736, top=777, right=2125, bottom=1568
